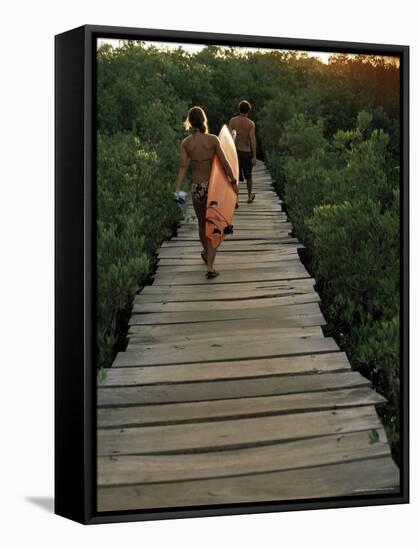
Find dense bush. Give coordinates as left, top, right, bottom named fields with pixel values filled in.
left=261, top=108, right=400, bottom=457
left=96, top=132, right=180, bottom=373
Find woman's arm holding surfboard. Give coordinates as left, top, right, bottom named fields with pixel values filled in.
left=175, top=142, right=190, bottom=192
left=214, top=137, right=238, bottom=193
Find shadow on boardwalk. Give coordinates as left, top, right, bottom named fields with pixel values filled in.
left=97, top=161, right=399, bottom=512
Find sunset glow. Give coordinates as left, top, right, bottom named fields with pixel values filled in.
left=98, top=38, right=334, bottom=63
left=98, top=38, right=401, bottom=67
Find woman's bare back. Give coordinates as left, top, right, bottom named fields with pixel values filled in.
left=182, top=132, right=218, bottom=183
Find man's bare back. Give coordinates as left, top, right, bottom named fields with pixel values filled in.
left=228, top=115, right=256, bottom=154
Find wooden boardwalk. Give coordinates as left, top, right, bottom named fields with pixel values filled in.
left=97, top=161, right=399, bottom=512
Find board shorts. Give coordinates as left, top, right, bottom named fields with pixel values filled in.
left=191, top=181, right=209, bottom=203
left=237, top=149, right=253, bottom=182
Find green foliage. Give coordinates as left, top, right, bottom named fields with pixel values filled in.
left=369, top=429, right=380, bottom=444
left=96, top=132, right=180, bottom=371
left=265, top=110, right=400, bottom=455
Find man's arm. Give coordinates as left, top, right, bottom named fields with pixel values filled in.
left=175, top=142, right=190, bottom=192
left=250, top=122, right=257, bottom=165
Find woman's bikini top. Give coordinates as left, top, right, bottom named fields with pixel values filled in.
left=191, top=128, right=213, bottom=162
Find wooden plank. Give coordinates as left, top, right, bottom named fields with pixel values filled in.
left=178, top=221, right=290, bottom=229
left=152, top=264, right=311, bottom=286
left=174, top=233, right=292, bottom=241
left=128, top=314, right=325, bottom=340
left=161, top=238, right=297, bottom=249
left=98, top=429, right=390, bottom=486
left=230, top=225, right=291, bottom=231
left=180, top=223, right=291, bottom=230
left=158, top=244, right=297, bottom=253
left=167, top=234, right=290, bottom=242
left=239, top=187, right=276, bottom=191
left=182, top=224, right=289, bottom=231
left=98, top=370, right=368, bottom=406
left=233, top=207, right=283, bottom=212
left=97, top=387, right=385, bottom=428
left=129, top=301, right=324, bottom=325
left=242, top=183, right=274, bottom=187
left=141, top=278, right=314, bottom=291
left=97, top=406, right=381, bottom=455
left=155, top=259, right=306, bottom=273
left=156, top=243, right=304, bottom=258
left=113, top=335, right=339, bottom=367
left=177, top=225, right=290, bottom=233
left=97, top=371, right=369, bottom=407
left=157, top=246, right=302, bottom=256
left=135, top=293, right=317, bottom=307
left=156, top=251, right=300, bottom=261
left=128, top=324, right=323, bottom=346
left=238, top=185, right=275, bottom=190
left=100, top=351, right=350, bottom=387
left=157, top=254, right=299, bottom=266
left=238, top=184, right=274, bottom=188
left=234, top=202, right=282, bottom=207
left=233, top=213, right=286, bottom=219
left=132, top=293, right=319, bottom=313
left=164, top=235, right=294, bottom=244
left=228, top=208, right=283, bottom=215
left=138, top=278, right=314, bottom=297
left=98, top=457, right=399, bottom=511
left=138, top=278, right=316, bottom=294
left=237, top=201, right=280, bottom=204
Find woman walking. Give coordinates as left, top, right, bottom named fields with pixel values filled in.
left=175, top=106, right=237, bottom=278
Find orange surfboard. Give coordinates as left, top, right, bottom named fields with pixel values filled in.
left=205, top=125, right=240, bottom=249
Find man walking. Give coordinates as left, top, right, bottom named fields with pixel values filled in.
left=229, top=100, right=257, bottom=204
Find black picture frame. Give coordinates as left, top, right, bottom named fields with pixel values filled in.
left=55, top=24, right=409, bottom=525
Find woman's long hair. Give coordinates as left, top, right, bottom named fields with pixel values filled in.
left=184, top=106, right=209, bottom=133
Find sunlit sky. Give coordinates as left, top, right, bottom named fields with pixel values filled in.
left=98, top=38, right=332, bottom=64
